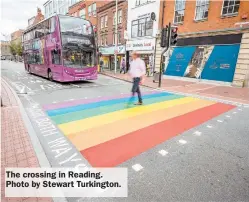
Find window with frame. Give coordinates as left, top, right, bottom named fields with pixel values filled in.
left=105, top=15, right=108, bottom=27
left=195, top=0, right=209, bottom=20
left=118, top=32, right=121, bottom=44
left=88, top=5, right=92, bottom=16
left=92, top=3, right=96, bottom=16
left=113, top=32, right=116, bottom=44
left=113, top=11, right=117, bottom=25
left=131, top=17, right=153, bottom=38
left=104, top=35, right=108, bottom=45
left=118, top=10, right=122, bottom=24
left=174, top=0, right=186, bottom=24
left=101, top=16, right=104, bottom=29
left=79, top=9, right=86, bottom=19
left=222, top=0, right=240, bottom=16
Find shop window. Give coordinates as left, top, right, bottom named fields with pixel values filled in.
left=195, top=0, right=209, bottom=20
left=222, top=0, right=240, bottom=16
left=88, top=5, right=92, bottom=16
left=174, top=0, right=186, bottom=24
left=105, top=35, right=108, bottom=46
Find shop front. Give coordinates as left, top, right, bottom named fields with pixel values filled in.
left=99, top=45, right=126, bottom=71
left=126, top=39, right=155, bottom=73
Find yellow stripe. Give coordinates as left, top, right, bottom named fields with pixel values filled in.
left=59, top=97, right=199, bottom=135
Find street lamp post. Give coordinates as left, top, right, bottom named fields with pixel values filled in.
left=114, top=0, right=118, bottom=74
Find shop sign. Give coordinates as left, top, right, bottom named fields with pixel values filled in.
left=99, top=45, right=126, bottom=55
left=126, top=39, right=155, bottom=51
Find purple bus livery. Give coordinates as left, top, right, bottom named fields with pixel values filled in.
left=22, top=14, right=97, bottom=82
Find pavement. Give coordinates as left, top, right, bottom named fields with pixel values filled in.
left=100, top=70, right=249, bottom=105
left=1, top=78, right=52, bottom=202
left=1, top=60, right=249, bottom=202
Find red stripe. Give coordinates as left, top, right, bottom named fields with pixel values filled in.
left=81, top=103, right=235, bottom=167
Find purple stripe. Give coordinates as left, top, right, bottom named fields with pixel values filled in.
left=43, top=90, right=158, bottom=111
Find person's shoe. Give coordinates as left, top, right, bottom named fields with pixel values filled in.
left=134, top=102, right=143, bottom=105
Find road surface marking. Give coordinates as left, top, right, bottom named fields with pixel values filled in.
left=52, top=101, right=57, bottom=103
left=59, top=97, right=200, bottom=135
left=217, top=120, right=223, bottom=122
left=132, top=164, right=143, bottom=172
left=158, top=150, right=168, bottom=156
left=179, top=139, right=187, bottom=145
left=238, top=108, right=242, bottom=111
left=233, top=111, right=237, bottom=114
left=207, top=125, right=213, bottom=128
left=226, top=115, right=231, bottom=118
left=193, top=131, right=202, bottom=136
left=69, top=99, right=74, bottom=101
left=84, top=97, right=88, bottom=99
left=98, top=96, right=101, bottom=97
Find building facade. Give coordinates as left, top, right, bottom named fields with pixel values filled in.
left=126, top=0, right=161, bottom=72
left=44, top=0, right=79, bottom=18
left=0, top=41, right=11, bottom=58
left=68, top=0, right=107, bottom=29
left=97, top=0, right=128, bottom=71
left=160, top=0, right=249, bottom=87
left=11, top=29, right=24, bottom=44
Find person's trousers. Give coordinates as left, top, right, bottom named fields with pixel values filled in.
left=128, top=77, right=142, bottom=103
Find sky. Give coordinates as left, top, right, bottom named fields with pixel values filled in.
left=0, top=0, right=45, bottom=41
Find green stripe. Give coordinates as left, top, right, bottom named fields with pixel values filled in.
left=51, top=94, right=184, bottom=124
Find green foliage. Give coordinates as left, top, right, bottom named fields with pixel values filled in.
left=9, top=42, right=17, bottom=56
left=9, top=41, right=23, bottom=56
left=16, top=42, right=23, bottom=56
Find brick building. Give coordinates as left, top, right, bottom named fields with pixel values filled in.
left=155, top=0, right=249, bottom=87
left=11, top=29, right=24, bottom=44
left=68, top=0, right=107, bottom=30
left=97, top=0, right=128, bottom=71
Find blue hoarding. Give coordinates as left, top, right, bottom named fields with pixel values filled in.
left=164, top=44, right=240, bottom=82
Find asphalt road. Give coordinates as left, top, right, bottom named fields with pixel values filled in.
left=1, top=60, right=249, bottom=202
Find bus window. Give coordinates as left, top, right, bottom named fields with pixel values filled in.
left=52, top=50, right=61, bottom=65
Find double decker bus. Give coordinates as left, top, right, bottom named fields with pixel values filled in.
left=22, top=14, right=97, bottom=82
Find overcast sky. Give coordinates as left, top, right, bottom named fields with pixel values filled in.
left=0, top=0, right=45, bottom=40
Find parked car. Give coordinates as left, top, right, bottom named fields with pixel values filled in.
left=1, top=56, right=6, bottom=60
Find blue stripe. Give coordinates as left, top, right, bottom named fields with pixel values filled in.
left=47, top=92, right=172, bottom=116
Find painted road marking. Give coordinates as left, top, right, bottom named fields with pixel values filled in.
left=81, top=103, right=235, bottom=167
left=207, top=125, right=213, bottom=128
left=68, top=100, right=214, bottom=151
left=179, top=139, right=187, bottom=145
left=217, top=120, right=223, bottom=123
left=233, top=111, right=237, bottom=114
left=238, top=108, right=242, bottom=111
left=158, top=150, right=168, bottom=156
left=226, top=115, right=231, bottom=118
left=193, top=131, right=202, bottom=136
left=132, top=164, right=143, bottom=172
left=59, top=97, right=199, bottom=135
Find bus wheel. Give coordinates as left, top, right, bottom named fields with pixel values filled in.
left=48, top=70, right=53, bottom=81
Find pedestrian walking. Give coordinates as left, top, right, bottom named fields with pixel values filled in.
left=120, top=57, right=126, bottom=74
left=99, top=58, right=104, bottom=72
left=126, top=51, right=146, bottom=106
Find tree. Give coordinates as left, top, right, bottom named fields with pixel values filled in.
left=16, top=41, right=23, bottom=56
left=9, top=42, right=17, bottom=56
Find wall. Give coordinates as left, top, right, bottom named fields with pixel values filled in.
left=127, top=0, right=161, bottom=40
left=163, top=0, right=249, bottom=34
